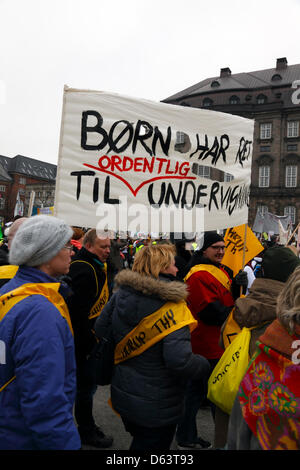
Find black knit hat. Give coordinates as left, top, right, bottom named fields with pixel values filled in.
left=262, top=246, right=300, bottom=282
left=201, top=231, right=224, bottom=252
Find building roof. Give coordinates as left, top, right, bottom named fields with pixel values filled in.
left=163, top=59, right=300, bottom=102
left=0, top=160, right=12, bottom=182
left=0, top=154, right=57, bottom=181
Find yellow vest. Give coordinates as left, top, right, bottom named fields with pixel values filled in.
left=0, top=282, right=73, bottom=392
left=0, top=282, right=73, bottom=333
left=135, top=244, right=145, bottom=253
left=0, top=265, right=19, bottom=280
left=114, top=300, right=197, bottom=364
left=184, top=264, right=232, bottom=292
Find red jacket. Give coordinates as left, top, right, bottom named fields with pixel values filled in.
left=185, top=260, right=234, bottom=360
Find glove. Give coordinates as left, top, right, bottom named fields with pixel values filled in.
left=234, top=269, right=248, bottom=287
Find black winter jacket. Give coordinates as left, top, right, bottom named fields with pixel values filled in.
left=66, top=247, right=113, bottom=366
left=94, top=270, right=210, bottom=428
left=0, top=244, right=8, bottom=266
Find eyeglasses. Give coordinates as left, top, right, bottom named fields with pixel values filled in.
left=63, top=244, right=74, bottom=251
left=210, top=245, right=225, bottom=251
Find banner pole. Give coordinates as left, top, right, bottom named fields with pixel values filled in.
left=242, top=223, right=248, bottom=269
left=240, top=223, right=248, bottom=297
left=286, top=222, right=300, bottom=246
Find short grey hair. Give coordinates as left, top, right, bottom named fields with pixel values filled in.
left=83, top=228, right=114, bottom=247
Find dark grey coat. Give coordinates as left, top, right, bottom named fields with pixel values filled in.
left=94, top=270, right=210, bottom=428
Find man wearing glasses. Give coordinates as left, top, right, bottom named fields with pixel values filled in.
left=176, top=231, right=247, bottom=449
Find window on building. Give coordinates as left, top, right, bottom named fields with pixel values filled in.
left=211, top=80, right=220, bottom=88
left=287, top=144, right=298, bottom=152
left=285, top=165, right=297, bottom=187
left=176, top=131, right=185, bottom=145
left=259, top=166, right=270, bottom=187
left=257, top=204, right=268, bottom=217
left=284, top=206, right=296, bottom=224
left=0, top=185, right=6, bottom=192
left=224, top=172, right=234, bottom=182
left=203, top=98, right=213, bottom=107
left=19, top=177, right=26, bottom=185
left=260, top=146, right=271, bottom=152
left=229, top=95, right=240, bottom=105
left=287, top=121, right=299, bottom=138
left=197, top=165, right=211, bottom=178
left=260, top=123, right=272, bottom=140
left=0, top=198, right=5, bottom=210
left=271, top=74, right=282, bottom=82
left=257, top=94, right=267, bottom=104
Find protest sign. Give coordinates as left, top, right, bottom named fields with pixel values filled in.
left=222, top=224, right=263, bottom=276
left=55, top=86, right=254, bottom=234
left=37, top=206, right=54, bottom=216
left=252, top=210, right=291, bottom=235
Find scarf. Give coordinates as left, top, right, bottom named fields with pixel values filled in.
left=238, top=319, right=300, bottom=450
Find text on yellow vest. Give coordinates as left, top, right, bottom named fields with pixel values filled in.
left=114, top=300, right=197, bottom=364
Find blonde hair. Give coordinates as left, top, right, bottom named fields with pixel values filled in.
left=132, top=244, right=176, bottom=278
left=276, top=265, right=300, bottom=333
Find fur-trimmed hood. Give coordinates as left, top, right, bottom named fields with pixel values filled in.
left=114, top=269, right=188, bottom=303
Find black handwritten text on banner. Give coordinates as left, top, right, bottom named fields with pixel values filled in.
left=55, top=87, right=254, bottom=233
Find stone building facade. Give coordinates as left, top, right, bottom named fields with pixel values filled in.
left=163, top=57, right=300, bottom=228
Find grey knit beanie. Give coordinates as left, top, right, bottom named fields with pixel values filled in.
left=9, top=215, right=73, bottom=267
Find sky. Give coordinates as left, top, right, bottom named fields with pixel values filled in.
left=0, top=0, right=300, bottom=166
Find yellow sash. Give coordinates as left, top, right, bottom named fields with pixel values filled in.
left=184, top=264, right=232, bottom=292
left=222, top=307, right=241, bottom=349
left=114, top=300, right=197, bottom=364
left=0, top=283, right=73, bottom=334
left=89, top=276, right=109, bottom=320
left=0, top=283, right=73, bottom=393
left=71, top=260, right=109, bottom=320
left=0, top=376, right=16, bottom=393
left=0, top=265, right=18, bottom=279
left=222, top=302, right=270, bottom=350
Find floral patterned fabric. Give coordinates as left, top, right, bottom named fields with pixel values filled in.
left=238, top=339, right=300, bottom=450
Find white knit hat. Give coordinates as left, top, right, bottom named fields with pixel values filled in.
left=9, top=215, right=73, bottom=267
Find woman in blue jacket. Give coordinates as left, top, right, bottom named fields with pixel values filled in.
left=0, top=215, right=81, bottom=450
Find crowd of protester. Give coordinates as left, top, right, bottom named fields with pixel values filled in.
left=0, top=215, right=299, bottom=450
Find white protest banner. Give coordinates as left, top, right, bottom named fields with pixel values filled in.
left=55, top=86, right=254, bottom=235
